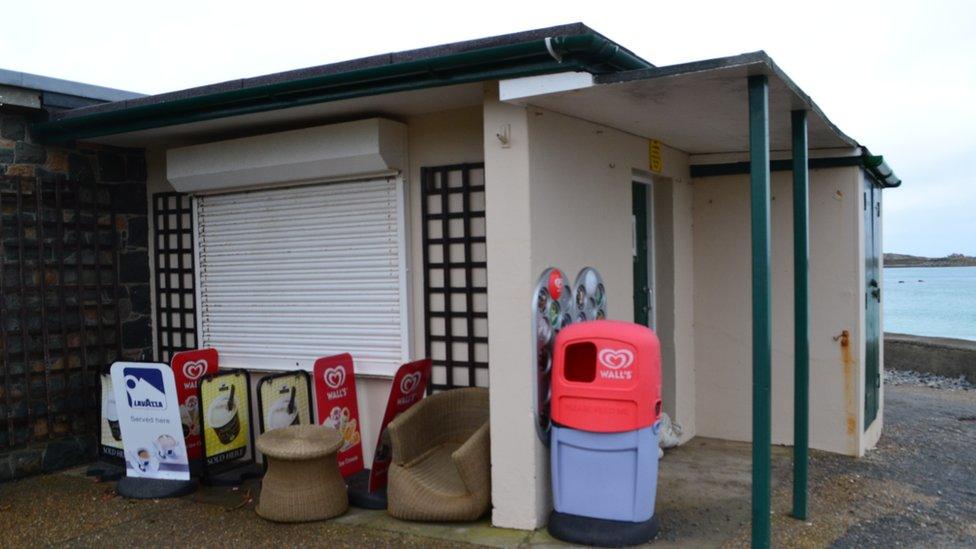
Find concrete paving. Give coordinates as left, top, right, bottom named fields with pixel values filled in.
left=1, top=383, right=973, bottom=547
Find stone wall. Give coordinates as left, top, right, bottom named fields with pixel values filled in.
left=885, top=332, right=976, bottom=384
left=0, top=107, right=151, bottom=481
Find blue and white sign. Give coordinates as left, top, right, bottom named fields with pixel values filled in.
left=111, top=362, right=190, bottom=480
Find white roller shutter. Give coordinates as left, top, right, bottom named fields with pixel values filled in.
left=194, top=176, right=409, bottom=375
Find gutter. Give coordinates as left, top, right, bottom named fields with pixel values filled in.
left=32, top=33, right=651, bottom=144
left=690, top=150, right=902, bottom=188
left=863, top=153, right=901, bottom=188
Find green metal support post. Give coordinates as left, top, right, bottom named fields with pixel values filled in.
left=749, top=74, right=772, bottom=549
left=792, top=109, right=810, bottom=520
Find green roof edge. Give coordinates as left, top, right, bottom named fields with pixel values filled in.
left=31, top=33, right=651, bottom=144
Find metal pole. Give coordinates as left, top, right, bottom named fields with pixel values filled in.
left=749, top=74, right=772, bottom=549
left=792, top=109, right=810, bottom=521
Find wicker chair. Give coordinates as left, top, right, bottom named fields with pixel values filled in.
left=386, top=387, right=490, bottom=521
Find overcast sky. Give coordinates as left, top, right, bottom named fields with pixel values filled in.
left=3, top=1, right=973, bottom=256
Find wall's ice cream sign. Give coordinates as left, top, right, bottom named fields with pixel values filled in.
left=110, top=362, right=190, bottom=481
left=367, top=359, right=431, bottom=492
left=314, top=354, right=364, bottom=477
left=170, top=349, right=219, bottom=461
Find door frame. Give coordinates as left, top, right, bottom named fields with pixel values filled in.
left=632, top=174, right=656, bottom=329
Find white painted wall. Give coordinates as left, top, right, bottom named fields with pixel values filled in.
left=485, top=89, right=696, bottom=529
left=653, top=170, right=697, bottom=442
left=145, top=107, right=485, bottom=467
left=525, top=108, right=644, bottom=321
left=406, top=106, right=485, bottom=362
left=692, top=166, right=871, bottom=456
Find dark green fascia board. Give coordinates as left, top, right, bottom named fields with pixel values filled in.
left=690, top=153, right=902, bottom=188
left=32, top=33, right=651, bottom=144
left=862, top=154, right=901, bottom=188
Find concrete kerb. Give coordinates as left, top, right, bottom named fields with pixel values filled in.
left=884, top=333, right=976, bottom=384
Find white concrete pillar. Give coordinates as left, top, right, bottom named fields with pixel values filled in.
left=482, top=86, right=550, bottom=530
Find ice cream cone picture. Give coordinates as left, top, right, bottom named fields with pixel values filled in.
left=323, top=406, right=361, bottom=451
left=180, top=396, right=200, bottom=437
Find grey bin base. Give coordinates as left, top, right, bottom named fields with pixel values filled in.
left=346, top=469, right=388, bottom=509
left=548, top=510, right=660, bottom=547
left=117, top=476, right=198, bottom=499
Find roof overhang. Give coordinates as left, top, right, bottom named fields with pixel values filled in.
left=30, top=23, right=652, bottom=146
left=57, top=82, right=487, bottom=149
left=500, top=52, right=901, bottom=187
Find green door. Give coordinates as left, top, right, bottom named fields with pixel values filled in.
left=632, top=181, right=652, bottom=327
left=864, top=176, right=882, bottom=427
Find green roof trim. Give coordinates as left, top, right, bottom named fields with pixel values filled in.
left=863, top=154, right=901, bottom=187
left=689, top=151, right=902, bottom=188
left=31, top=31, right=651, bottom=144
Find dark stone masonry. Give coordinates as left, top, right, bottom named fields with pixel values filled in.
left=0, top=106, right=151, bottom=481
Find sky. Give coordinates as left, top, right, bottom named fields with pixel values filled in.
left=2, top=1, right=973, bottom=256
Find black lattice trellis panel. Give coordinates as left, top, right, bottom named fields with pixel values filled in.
left=421, top=163, right=488, bottom=391
left=0, top=175, right=121, bottom=450
left=152, top=192, right=197, bottom=363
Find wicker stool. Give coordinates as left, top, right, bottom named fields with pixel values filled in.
left=256, top=425, right=348, bottom=522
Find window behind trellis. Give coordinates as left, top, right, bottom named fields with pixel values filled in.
left=152, top=192, right=197, bottom=363
left=420, top=163, right=489, bottom=391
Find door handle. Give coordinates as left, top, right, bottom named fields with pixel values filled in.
left=871, top=288, right=881, bottom=302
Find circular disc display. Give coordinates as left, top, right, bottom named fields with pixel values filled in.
left=532, top=267, right=572, bottom=446
left=572, top=267, right=607, bottom=322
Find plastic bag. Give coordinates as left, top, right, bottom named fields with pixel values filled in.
left=658, top=412, right=682, bottom=449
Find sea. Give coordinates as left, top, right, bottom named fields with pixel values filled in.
left=884, top=266, right=976, bottom=341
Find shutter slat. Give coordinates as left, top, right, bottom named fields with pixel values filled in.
left=197, top=178, right=406, bottom=373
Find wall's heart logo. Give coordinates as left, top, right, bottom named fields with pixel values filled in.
left=400, top=372, right=422, bottom=394
left=324, top=366, right=346, bottom=389
left=182, top=360, right=207, bottom=380
left=598, top=348, right=634, bottom=370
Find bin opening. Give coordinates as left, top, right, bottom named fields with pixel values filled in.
left=655, top=400, right=662, bottom=419
left=563, top=342, right=597, bottom=383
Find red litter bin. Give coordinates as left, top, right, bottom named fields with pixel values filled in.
left=551, top=320, right=662, bottom=433
left=548, top=320, right=663, bottom=546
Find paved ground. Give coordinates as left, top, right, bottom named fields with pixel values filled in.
left=0, top=383, right=973, bottom=547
